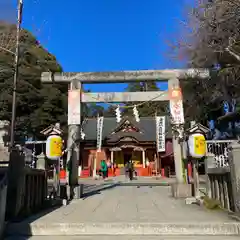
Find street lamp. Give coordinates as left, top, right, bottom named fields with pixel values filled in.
left=9, top=0, right=23, bottom=149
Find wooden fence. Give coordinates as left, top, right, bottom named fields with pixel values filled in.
left=18, top=168, right=48, bottom=217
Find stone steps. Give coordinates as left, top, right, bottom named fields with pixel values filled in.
left=5, top=236, right=240, bottom=240
left=5, top=222, right=240, bottom=237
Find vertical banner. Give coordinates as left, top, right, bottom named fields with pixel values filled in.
left=68, top=90, right=81, bottom=125
left=97, top=116, right=104, bottom=152
left=156, top=116, right=166, bottom=152
left=169, top=87, right=184, bottom=124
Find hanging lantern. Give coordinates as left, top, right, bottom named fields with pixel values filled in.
left=188, top=133, right=206, bottom=158
left=46, top=135, right=63, bottom=160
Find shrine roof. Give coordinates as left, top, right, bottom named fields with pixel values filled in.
left=81, top=116, right=172, bottom=142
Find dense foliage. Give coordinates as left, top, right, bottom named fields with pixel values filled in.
left=0, top=22, right=67, bottom=141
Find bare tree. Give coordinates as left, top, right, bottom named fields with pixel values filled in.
left=167, top=0, right=240, bottom=123
left=184, top=0, right=240, bottom=67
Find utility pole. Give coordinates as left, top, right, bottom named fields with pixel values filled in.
left=10, top=0, right=23, bottom=149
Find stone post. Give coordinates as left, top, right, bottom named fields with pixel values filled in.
left=205, top=154, right=216, bottom=198
left=0, top=120, right=10, bottom=164
left=142, top=150, right=146, bottom=168
left=110, top=150, right=114, bottom=164
left=36, top=152, right=46, bottom=170
left=228, top=141, right=240, bottom=212
left=6, top=147, right=25, bottom=219
left=172, top=137, right=184, bottom=183
left=93, top=153, right=97, bottom=178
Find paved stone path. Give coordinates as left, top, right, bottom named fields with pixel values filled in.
left=4, top=176, right=240, bottom=237
left=6, top=181, right=240, bottom=237
left=39, top=186, right=232, bottom=223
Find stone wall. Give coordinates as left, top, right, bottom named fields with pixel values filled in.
left=0, top=120, right=10, bottom=162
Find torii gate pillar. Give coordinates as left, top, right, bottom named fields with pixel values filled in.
left=67, top=80, right=81, bottom=193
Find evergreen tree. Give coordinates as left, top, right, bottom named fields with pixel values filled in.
left=0, top=22, right=67, bottom=140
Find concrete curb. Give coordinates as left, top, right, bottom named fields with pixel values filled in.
left=118, top=182, right=171, bottom=186
left=6, top=222, right=240, bottom=236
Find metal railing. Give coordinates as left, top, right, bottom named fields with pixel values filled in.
left=205, top=140, right=235, bottom=211
left=206, top=140, right=234, bottom=168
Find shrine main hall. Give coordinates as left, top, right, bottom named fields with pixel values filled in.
left=79, top=116, right=174, bottom=176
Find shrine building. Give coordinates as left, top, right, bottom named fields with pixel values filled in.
left=80, top=116, right=174, bottom=176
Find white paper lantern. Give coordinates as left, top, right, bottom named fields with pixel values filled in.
left=46, top=135, right=63, bottom=160
left=188, top=133, right=206, bottom=158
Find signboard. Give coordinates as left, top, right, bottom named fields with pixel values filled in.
left=68, top=90, right=81, bottom=125
left=97, top=116, right=104, bottom=152
left=156, top=116, right=166, bottom=152
left=169, top=87, right=184, bottom=124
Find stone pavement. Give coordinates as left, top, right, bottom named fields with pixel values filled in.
left=5, top=181, right=240, bottom=237
left=79, top=175, right=176, bottom=185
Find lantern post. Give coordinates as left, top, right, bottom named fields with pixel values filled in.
left=43, top=123, right=63, bottom=198
left=187, top=129, right=207, bottom=199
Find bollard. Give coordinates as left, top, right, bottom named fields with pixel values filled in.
left=161, top=168, right=165, bottom=178
left=187, top=163, right=192, bottom=183
left=74, top=184, right=84, bottom=199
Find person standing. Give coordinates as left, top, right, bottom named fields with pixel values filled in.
left=128, top=160, right=134, bottom=181
left=100, top=160, right=108, bottom=179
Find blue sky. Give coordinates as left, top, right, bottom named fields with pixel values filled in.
left=5, top=0, right=193, bottom=92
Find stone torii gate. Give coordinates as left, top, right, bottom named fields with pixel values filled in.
left=41, top=69, right=209, bottom=193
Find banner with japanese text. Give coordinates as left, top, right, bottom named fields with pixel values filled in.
left=156, top=116, right=166, bottom=152
left=97, top=116, right=104, bottom=152
left=169, top=87, right=184, bottom=124
left=68, top=90, right=81, bottom=125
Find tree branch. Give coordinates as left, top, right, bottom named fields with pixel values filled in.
left=226, top=47, right=240, bottom=62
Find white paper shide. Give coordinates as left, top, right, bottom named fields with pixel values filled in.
left=97, top=116, right=104, bottom=152
left=156, top=116, right=166, bottom=152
